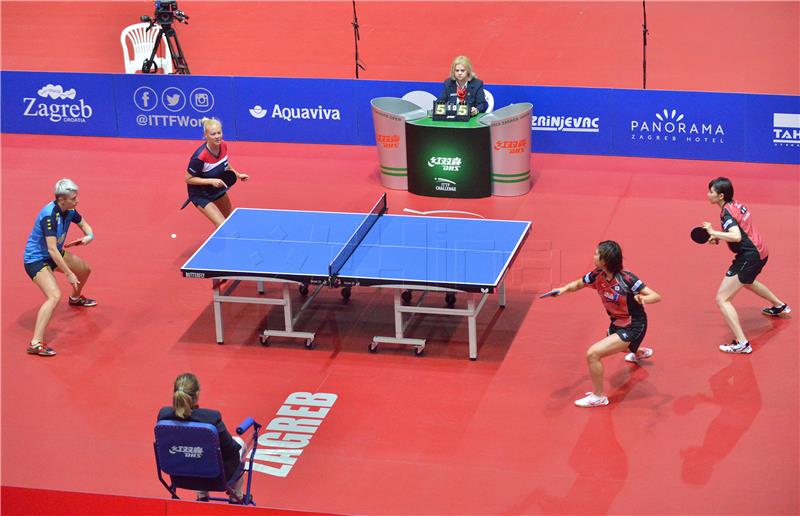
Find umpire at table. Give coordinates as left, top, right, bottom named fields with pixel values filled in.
left=437, top=55, right=488, bottom=117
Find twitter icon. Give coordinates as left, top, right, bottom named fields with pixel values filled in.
left=161, top=87, right=186, bottom=112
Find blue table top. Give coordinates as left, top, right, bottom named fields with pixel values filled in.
left=181, top=208, right=531, bottom=292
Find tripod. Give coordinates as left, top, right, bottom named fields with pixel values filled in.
left=142, top=22, right=190, bottom=74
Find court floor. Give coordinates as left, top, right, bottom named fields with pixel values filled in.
left=1, top=133, right=797, bottom=514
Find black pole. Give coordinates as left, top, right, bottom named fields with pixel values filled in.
left=352, top=0, right=366, bottom=78
left=642, top=0, right=649, bottom=89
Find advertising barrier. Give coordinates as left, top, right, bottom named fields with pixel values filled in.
left=1, top=72, right=117, bottom=137
left=114, top=74, right=237, bottom=139
left=1, top=71, right=797, bottom=165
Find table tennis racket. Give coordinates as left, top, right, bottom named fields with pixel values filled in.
left=539, top=290, right=559, bottom=298
left=181, top=170, right=238, bottom=210
left=64, top=238, right=84, bottom=248
left=690, top=226, right=710, bottom=244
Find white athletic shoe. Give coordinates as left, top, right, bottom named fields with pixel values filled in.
left=574, top=392, right=609, bottom=408
left=719, top=339, right=752, bottom=354
left=625, top=346, right=653, bottom=363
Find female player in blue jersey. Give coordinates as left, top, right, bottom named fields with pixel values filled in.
left=23, top=178, right=96, bottom=357
left=544, top=241, right=662, bottom=407
left=186, top=117, right=249, bottom=227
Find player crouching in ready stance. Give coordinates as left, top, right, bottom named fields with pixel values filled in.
left=544, top=241, right=662, bottom=408
left=702, top=177, right=791, bottom=355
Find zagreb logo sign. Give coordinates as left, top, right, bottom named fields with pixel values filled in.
left=23, top=84, right=93, bottom=123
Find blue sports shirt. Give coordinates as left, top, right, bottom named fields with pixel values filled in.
left=23, top=201, right=82, bottom=263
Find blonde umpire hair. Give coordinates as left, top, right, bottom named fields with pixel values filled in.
left=450, top=55, right=477, bottom=81
left=201, top=117, right=222, bottom=136
left=172, top=372, right=200, bottom=419
left=54, top=178, right=79, bottom=199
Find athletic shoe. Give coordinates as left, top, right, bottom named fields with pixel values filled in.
left=762, top=304, right=791, bottom=317
left=625, top=347, right=653, bottom=363
left=719, top=339, right=752, bottom=354
left=574, top=392, right=609, bottom=408
left=68, top=295, right=97, bottom=307
left=27, top=343, right=56, bottom=356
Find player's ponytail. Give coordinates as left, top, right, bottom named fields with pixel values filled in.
left=172, top=372, right=200, bottom=419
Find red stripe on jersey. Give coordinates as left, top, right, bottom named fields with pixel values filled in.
left=722, top=202, right=768, bottom=259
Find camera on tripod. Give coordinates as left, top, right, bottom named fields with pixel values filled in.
left=141, top=0, right=188, bottom=28
left=138, top=0, right=190, bottom=74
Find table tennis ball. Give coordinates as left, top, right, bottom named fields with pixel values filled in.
left=170, top=234, right=177, bottom=239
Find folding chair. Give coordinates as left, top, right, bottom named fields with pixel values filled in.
left=154, top=417, right=261, bottom=505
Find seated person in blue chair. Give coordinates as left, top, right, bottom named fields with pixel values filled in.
left=157, top=372, right=247, bottom=501
left=437, top=55, right=488, bottom=117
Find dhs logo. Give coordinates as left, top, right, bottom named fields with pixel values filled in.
left=132, top=86, right=214, bottom=128
left=23, top=84, right=93, bottom=123
left=494, top=139, right=527, bottom=153
left=427, top=156, right=462, bottom=172
left=376, top=133, right=400, bottom=149
left=169, top=445, right=203, bottom=459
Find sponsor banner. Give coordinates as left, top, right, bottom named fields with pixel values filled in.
left=406, top=121, right=492, bottom=198
left=610, top=89, right=745, bottom=161
left=234, top=77, right=357, bottom=144
left=743, top=94, right=800, bottom=164
left=0, top=71, right=117, bottom=136
left=493, top=85, right=614, bottom=156
left=114, top=74, right=237, bottom=139
left=1, top=71, right=797, bottom=164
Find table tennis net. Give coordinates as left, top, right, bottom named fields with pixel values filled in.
left=328, top=193, right=387, bottom=280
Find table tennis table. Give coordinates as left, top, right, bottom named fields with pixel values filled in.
left=181, top=195, right=530, bottom=360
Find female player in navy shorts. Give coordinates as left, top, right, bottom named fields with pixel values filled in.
left=186, top=117, right=249, bottom=227
left=545, top=241, right=662, bottom=407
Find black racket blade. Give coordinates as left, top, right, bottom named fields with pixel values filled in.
left=539, top=290, right=559, bottom=298
left=221, top=169, right=238, bottom=188
left=690, top=226, right=710, bottom=244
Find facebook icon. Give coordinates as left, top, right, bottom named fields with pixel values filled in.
left=133, top=86, right=158, bottom=111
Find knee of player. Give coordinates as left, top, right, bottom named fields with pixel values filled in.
left=715, top=293, right=730, bottom=306
left=48, top=290, right=62, bottom=303
left=585, top=347, right=600, bottom=361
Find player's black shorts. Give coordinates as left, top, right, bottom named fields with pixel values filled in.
left=24, top=251, right=64, bottom=279
left=189, top=189, right=227, bottom=208
left=608, top=320, right=647, bottom=353
left=188, top=184, right=227, bottom=208
left=726, top=254, right=768, bottom=285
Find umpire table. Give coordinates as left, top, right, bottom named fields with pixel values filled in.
left=181, top=195, right=530, bottom=360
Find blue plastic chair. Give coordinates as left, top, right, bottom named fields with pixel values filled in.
left=154, top=417, right=261, bottom=505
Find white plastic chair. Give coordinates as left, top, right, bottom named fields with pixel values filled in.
left=120, top=23, right=173, bottom=74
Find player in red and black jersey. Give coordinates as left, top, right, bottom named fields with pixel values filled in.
left=185, top=117, right=249, bottom=227
left=702, top=177, right=791, bottom=354
left=545, top=241, right=662, bottom=408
